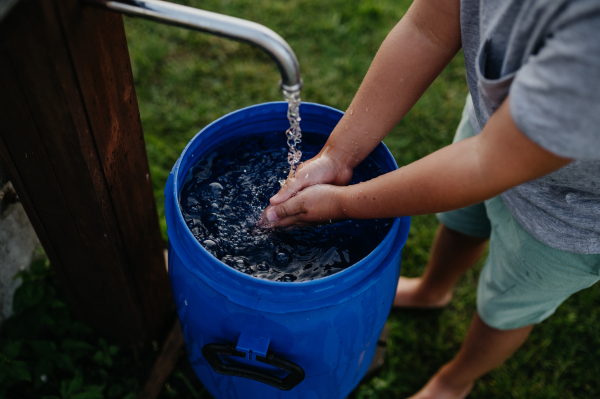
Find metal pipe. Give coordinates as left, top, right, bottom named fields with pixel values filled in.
left=84, top=0, right=302, bottom=91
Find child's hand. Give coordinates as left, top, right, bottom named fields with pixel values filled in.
left=262, top=184, right=345, bottom=227
left=269, top=152, right=353, bottom=205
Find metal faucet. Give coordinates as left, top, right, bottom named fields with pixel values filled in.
left=84, top=0, right=302, bottom=92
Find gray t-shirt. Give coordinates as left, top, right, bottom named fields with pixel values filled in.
left=461, top=0, right=600, bottom=254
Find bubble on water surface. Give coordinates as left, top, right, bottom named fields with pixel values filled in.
left=274, top=250, right=291, bottom=266
left=321, top=247, right=342, bottom=266
left=203, top=239, right=217, bottom=248
left=202, top=239, right=221, bottom=257
left=279, top=274, right=297, bottom=282
left=209, top=182, right=223, bottom=191
left=257, top=262, right=269, bottom=271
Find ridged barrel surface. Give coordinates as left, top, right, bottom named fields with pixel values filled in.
left=165, top=102, right=410, bottom=399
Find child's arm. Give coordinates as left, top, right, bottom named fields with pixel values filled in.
left=270, top=0, right=462, bottom=205
left=263, top=97, right=572, bottom=226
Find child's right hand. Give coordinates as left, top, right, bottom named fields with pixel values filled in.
left=270, top=150, right=354, bottom=205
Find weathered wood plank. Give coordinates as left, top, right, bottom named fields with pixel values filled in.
left=55, top=0, right=173, bottom=340
left=0, top=0, right=172, bottom=345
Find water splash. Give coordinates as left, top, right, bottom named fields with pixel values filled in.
left=283, top=88, right=302, bottom=175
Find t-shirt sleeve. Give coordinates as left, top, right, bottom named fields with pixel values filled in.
left=509, top=8, right=600, bottom=160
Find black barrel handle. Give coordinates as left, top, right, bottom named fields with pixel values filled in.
left=201, top=343, right=305, bottom=391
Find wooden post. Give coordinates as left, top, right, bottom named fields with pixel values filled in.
left=0, top=0, right=173, bottom=346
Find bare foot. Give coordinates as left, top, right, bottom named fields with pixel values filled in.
left=393, top=277, right=452, bottom=308
left=407, top=371, right=473, bottom=399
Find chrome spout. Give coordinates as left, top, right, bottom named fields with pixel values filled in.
left=84, top=0, right=302, bottom=91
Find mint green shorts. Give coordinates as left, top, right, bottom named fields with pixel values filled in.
left=437, top=98, right=600, bottom=330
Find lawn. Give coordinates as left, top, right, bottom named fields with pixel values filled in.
left=2, top=0, right=599, bottom=398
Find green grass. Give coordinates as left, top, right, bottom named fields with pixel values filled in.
left=2, top=0, right=599, bottom=397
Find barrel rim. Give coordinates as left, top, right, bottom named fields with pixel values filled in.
left=166, top=101, right=406, bottom=299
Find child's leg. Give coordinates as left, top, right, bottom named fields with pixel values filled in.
left=394, top=223, right=488, bottom=307
left=408, top=195, right=600, bottom=398
left=408, top=313, right=532, bottom=399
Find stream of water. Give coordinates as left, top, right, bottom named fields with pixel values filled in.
left=283, top=88, right=302, bottom=176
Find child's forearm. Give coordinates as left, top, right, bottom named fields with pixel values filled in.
left=338, top=139, right=493, bottom=219
left=337, top=99, right=572, bottom=219
left=321, top=0, right=462, bottom=170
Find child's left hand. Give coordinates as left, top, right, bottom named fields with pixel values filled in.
left=261, top=184, right=345, bottom=227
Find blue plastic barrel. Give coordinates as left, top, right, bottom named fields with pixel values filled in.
left=165, top=102, right=410, bottom=399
